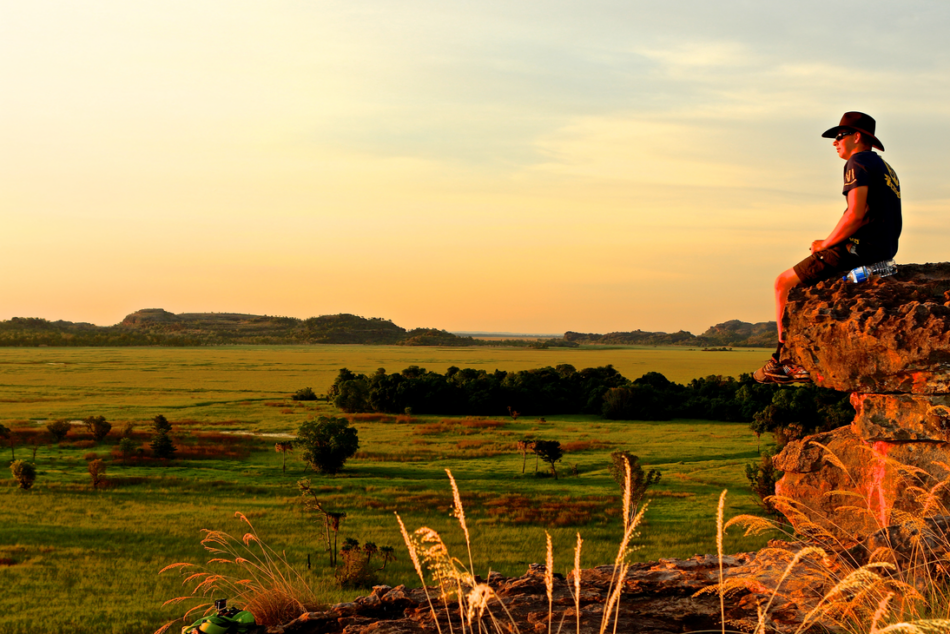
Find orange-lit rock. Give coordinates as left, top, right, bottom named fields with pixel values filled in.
left=783, top=262, right=950, bottom=394
left=775, top=262, right=950, bottom=539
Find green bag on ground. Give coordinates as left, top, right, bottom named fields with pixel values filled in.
left=181, top=600, right=259, bottom=634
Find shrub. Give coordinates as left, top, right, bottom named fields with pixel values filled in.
left=335, top=538, right=396, bottom=588
left=83, top=452, right=100, bottom=461
left=11, top=460, right=36, bottom=489
left=745, top=451, right=782, bottom=516
left=292, top=387, right=318, bottom=401
left=296, top=417, right=359, bottom=475
left=88, top=459, right=107, bottom=489
left=71, top=440, right=95, bottom=450
left=151, top=414, right=176, bottom=460
left=47, top=419, right=71, bottom=442
left=118, top=437, right=136, bottom=458
left=84, top=415, right=112, bottom=442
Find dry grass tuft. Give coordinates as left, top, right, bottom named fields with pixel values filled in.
left=456, top=418, right=507, bottom=430
left=157, top=513, right=321, bottom=633
left=560, top=440, right=611, bottom=452
left=346, top=413, right=397, bottom=423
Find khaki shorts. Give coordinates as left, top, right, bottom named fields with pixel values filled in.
left=792, top=243, right=860, bottom=285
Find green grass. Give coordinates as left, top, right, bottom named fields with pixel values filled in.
left=0, top=344, right=770, bottom=429
left=0, top=346, right=780, bottom=634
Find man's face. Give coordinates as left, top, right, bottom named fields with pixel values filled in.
left=834, top=130, right=859, bottom=160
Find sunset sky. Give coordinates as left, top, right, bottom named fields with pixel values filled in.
left=3, top=1, right=949, bottom=334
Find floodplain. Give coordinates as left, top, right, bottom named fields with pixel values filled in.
left=0, top=345, right=778, bottom=634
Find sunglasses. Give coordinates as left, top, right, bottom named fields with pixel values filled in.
left=834, top=130, right=856, bottom=142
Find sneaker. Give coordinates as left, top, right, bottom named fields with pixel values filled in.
left=753, top=358, right=790, bottom=384
left=753, top=359, right=813, bottom=384
left=778, top=361, right=812, bottom=383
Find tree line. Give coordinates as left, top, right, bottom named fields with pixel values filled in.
left=329, top=365, right=854, bottom=439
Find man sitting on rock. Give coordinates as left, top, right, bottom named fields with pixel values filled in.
left=754, top=112, right=902, bottom=384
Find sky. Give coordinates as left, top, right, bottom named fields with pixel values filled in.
left=2, top=1, right=949, bottom=335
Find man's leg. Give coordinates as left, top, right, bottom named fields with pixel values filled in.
left=774, top=268, right=801, bottom=344
left=753, top=267, right=809, bottom=384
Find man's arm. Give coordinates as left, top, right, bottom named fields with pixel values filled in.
left=811, top=185, right=869, bottom=254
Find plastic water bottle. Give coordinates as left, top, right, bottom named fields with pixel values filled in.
left=843, top=259, right=898, bottom=283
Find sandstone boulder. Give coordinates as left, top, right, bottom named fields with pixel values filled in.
left=774, top=424, right=950, bottom=541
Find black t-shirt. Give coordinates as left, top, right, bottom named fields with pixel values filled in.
left=842, top=151, right=902, bottom=262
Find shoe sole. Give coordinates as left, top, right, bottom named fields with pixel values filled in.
left=755, top=370, right=790, bottom=384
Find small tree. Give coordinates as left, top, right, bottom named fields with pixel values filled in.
left=11, top=460, right=37, bottom=490
left=609, top=451, right=661, bottom=519
left=0, top=424, right=11, bottom=460
left=121, top=422, right=135, bottom=438
left=533, top=440, right=563, bottom=479
left=516, top=439, right=535, bottom=474
left=275, top=441, right=294, bottom=473
left=292, top=387, right=318, bottom=402
left=151, top=415, right=176, bottom=460
left=296, top=417, right=359, bottom=475
left=27, top=436, right=43, bottom=462
left=84, top=416, right=112, bottom=442
left=298, top=478, right=347, bottom=567
left=47, top=419, right=71, bottom=443
left=88, top=459, right=107, bottom=489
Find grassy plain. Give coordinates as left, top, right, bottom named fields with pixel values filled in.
left=0, top=345, right=777, bottom=634
left=0, top=345, right=769, bottom=427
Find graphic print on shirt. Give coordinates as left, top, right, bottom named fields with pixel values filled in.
left=883, top=161, right=901, bottom=198
left=844, top=168, right=856, bottom=187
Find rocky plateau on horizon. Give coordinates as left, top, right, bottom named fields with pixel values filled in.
left=0, top=309, right=777, bottom=348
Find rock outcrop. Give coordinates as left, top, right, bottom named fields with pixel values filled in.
left=777, top=262, right=950, bottom=540
left=783, top=262, right=950, bottom=394
left=270, top=546, right=828, bottom=634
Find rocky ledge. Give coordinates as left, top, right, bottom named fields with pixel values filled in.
left=783, top=262, right=950, bottom=394
left=270, top=546, right=829, bottom=634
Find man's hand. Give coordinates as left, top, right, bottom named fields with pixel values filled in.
left=810, top=239, right=825, bottom=254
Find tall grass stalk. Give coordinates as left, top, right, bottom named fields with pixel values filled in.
left=573, top=533, right=582, bottom=634
left=717, top=489, right=726, bottom=634
left=396, top=513, right=443, bottom=634
left=545, top=532, right=554, bottom=634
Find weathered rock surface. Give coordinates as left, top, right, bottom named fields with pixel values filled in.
left=774, top=426, right=950, bottom=540
left=851, top=392, right=950, bottom=442
left=774, top=263, right=950, bottom=538
left=783, top=262, right=950, bottom=394
left=270, top=547, right=830, bottom=634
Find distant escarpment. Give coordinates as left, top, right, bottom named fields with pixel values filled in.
left=0, top=310, right=577, bottom=348
left=565, top=319, right=778, bottom=348
left=0, top=310, right=777, bottom=348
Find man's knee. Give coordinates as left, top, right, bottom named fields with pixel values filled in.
left=775, top=269, right=801, bottom=293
